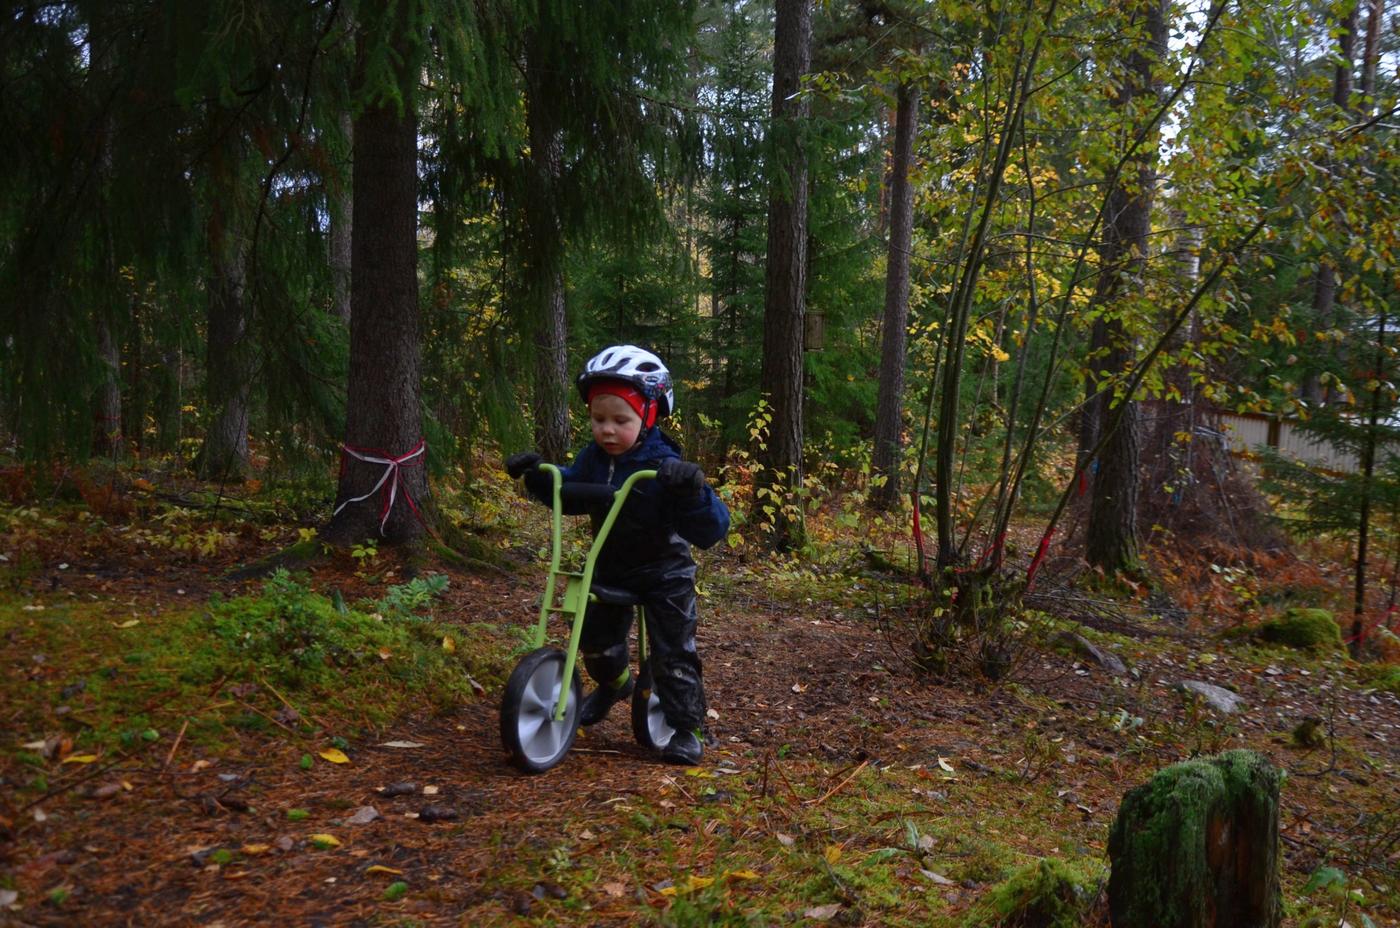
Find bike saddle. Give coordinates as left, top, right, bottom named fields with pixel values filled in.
left=589, top=582, right=641, bottom=607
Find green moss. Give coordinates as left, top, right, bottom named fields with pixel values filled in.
left=1107, top=750, right=1281, bottom=928
left=1, top=570, right=502, bottom=766
left=1360, top=663, right=1400, bottom=695
left=962, top=857, right=1105, bottom=928
left=1257, top=608, right=1343, bottom=651
left=225, top=537, right=323, bottom=580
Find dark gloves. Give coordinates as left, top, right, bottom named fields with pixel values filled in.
left=504, top=451, right=542, bottom=479
left=657, top=458, right=705, bottom=498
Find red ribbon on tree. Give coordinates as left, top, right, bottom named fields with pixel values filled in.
left=334, top=439, right=426, bottom=535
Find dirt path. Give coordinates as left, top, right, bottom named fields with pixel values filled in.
left=5, top=553, right=1400, bottom=926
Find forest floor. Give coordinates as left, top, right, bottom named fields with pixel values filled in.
left=1, top=472, right=1399, bottom=927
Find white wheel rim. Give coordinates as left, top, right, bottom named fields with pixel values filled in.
left=516, top=658, right=573, bottom=766
left=646, top=691, right=674, bottom=748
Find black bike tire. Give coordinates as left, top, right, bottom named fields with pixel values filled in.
left=500, top=647, right=582, bottom=773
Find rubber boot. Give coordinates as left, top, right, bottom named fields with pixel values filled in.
left=578, top=671, right=633, bottom=726
left=661, top=728, right=704, bottom=766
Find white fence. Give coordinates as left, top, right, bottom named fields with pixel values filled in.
left=1213, top=410, right=1379, bottom=474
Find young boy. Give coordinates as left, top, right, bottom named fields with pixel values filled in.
left=505, top=345, right=730, bottom=765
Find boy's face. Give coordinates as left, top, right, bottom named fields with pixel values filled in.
left=589, top=393, right=643, bottom=456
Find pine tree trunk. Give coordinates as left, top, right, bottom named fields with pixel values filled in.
left=90, top=8, right=122, bottom=460
left=524, top=36, right=572, bottom=463
left=196, top=229, right=252, bottom=481
left=1085, top=0, right=1165, bottom=575
left=329, top=113, right=353, bottom=326
left=758, top=0, right=811, bottom=551
left=870, top=82, right=919, bottom=512
left=1108, top=751, right=1282, bottom=928
left=324, top=11, right=427, bottom=546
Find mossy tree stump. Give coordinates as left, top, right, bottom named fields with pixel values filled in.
left=1107, top=750, right=1282, bottom=928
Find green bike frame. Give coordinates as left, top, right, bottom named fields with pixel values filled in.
left=532, top=463, right=657, bottom=721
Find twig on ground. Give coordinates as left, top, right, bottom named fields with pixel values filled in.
left=161, top=719, right=190, bottom=773
left=806, top=759, right=871, bottom=807
left=260, top=677, right=327, bottom=730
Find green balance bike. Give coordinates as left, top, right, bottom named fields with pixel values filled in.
left=499, top=463, right=677, bottom=773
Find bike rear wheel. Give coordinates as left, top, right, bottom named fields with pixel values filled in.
left=630, top=659, right=676, bottom=751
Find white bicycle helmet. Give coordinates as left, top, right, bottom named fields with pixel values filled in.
left=576, top=344, right=675, bottom=420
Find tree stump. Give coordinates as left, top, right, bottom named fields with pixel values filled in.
left=1107, top=750, right=1282, bottom=928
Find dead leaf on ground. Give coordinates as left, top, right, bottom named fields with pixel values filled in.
left=318, top=748, right=350, bottom=765
left=804, top=903, right=842, bottom=920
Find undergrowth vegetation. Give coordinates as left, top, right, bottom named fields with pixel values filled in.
left=1, top=569, right=516, bottom=785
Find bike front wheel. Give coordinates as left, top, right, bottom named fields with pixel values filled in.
left=500, top=647, right=582, bottom=773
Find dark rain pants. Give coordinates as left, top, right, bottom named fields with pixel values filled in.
left=580, top=564, right=705, bottom=734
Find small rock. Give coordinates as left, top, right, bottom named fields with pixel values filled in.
left=275, top=836, right=294, bottom=852
left=417, top=804, right=458, bottom=823
left=1176, top=680, right=1245, bottom=714
left=1051, top=631, right=1129, bottom=676
left=345, top=806, right=381, bottom=825
left=90, top=783, right=121, bottom=800
left=189, top=846, right=220, bottom=867
left=379, top=782, right=418, bottom=798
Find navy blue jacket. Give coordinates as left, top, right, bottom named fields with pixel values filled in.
left=524, top=428, right=729, bottom=582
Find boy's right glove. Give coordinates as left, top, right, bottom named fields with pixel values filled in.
left=504, top=451, right=542, bottom=479
left=657, top=459, right=705, bottom=498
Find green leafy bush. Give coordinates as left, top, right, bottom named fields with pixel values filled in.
left=1257, top=608, right=1343, bottom=651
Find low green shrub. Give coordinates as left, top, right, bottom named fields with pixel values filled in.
left=963, top=857, right=1105, bottom=928
left=206, top=569, right=475, bottom=719
left=1361, top=663, right=1400, bottom=695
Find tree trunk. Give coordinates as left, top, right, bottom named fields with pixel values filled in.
left=329, top=112, right=353, bottom=326
left=758, top=0, right=811, bottom=552
left=89, top=7, right=122, bottom=460
left=324, top=10, right=427, bottom=545
left=196, top=220, right=252, bottom=481
left=1360, top=0, right=1384, bottom=103
left=1302, top=0, right=1359, bottom=406
left=870, top=81, right=919, bottom=512
left=1085, top=0, right=1166, bottom=575
left=524, top=35, right=572, bottom=463
left=1108, top=751, right=1282, bottom=928
left=94, top=314, right=123, bottom=459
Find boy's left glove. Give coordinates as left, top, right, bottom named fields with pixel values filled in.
left=504, top=451, right=542, bottom=479
left=657, top=459, right=705, bottom=498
